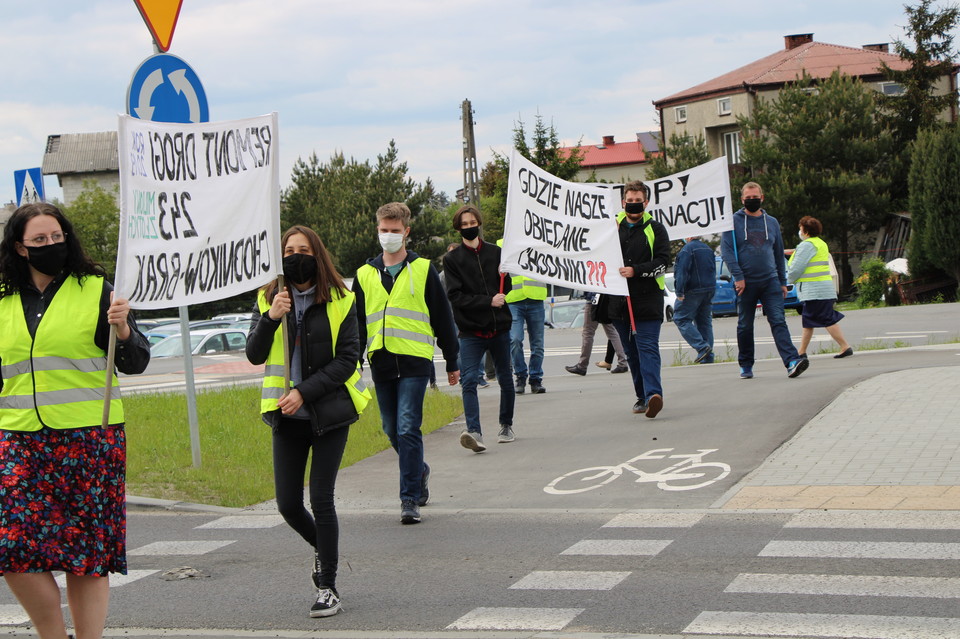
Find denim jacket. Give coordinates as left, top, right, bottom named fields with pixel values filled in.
left=674, top=239, right=716, bottom=297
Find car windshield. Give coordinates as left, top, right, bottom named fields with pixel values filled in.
left=151, top=333, right=204, bottom=357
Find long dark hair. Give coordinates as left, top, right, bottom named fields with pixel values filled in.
left=261, top=225, right=347, bottom=304
left=0, top=203, right=105, bottom=298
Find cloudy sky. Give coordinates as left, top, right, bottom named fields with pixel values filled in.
left=1, top=0, right=944, bottom=206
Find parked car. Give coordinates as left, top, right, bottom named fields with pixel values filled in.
left=150, top=328, right=249, bottom=358
left=544, top=299, right=585, bottom=329
left=711, top=256, right=802, bottom=316
left=662, top=274, right=677, bottom=322
left=212, top=312, right=255, bottom=323
left=189, top=318, right=254, bottom=331
left=142, top=323, right=183, bottom=346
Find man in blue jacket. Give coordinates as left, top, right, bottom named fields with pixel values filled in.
left=720, top=182, right=808, bottom=380
left=673, top=236, right=716, bottom=364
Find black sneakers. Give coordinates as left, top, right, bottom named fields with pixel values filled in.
left=401, top=499, right=421, bottom=525
left=529, top=380, right=546, bottom=394
left=310, top=587, right=342, bottom=617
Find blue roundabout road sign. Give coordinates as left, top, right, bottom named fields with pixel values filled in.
left=126, top=53, right=209, bottom=124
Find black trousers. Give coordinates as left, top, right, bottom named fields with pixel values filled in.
left=272, top=417, right=349, bottom=590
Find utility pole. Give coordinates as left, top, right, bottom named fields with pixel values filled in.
left=461, top=99, right=480, bottom=204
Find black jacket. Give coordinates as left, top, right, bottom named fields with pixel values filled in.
left=442, top=240, right=513, bottom=334
left=246, top=291, right=361, bottom=434
left=352, top=251, right=459, bottom=383
left=597, top=214, right=672, bottom=323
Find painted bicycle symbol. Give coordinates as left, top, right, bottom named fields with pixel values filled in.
left=544, top=448, right=731, bottom=494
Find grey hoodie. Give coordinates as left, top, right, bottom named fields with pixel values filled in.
left=720, top=208, right=786, bottom=286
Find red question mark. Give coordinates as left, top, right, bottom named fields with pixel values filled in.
left=598, top=262, right=607, bottom=286
left=586, top=260, right=598, bottom=285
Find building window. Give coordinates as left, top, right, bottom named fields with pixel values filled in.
left=880, top=82, right=904, bottom=95
left=717, top=97, right=732, bottom=116
left=722, top=131, right=741, bottom=164
left=675, top=106, right=687, bottom=123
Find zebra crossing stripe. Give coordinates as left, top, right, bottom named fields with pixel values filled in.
left=54, top=570, right=160, bottom=589
left=603, top=512, right=703, bottom=527
left=726, top=573, right=960, bottom=598
left=510, top=570, right=631, bottom=590
left=0, top=605, right=29, bottom=625
left=561, top=539, right=672, bottom=556
left=196, top=515, right=285, bottom=529
left=760, top=540, right=960, bottom=560
left=447, top=607, right=583, bottom=630
left=684, top=611, right=960, bottom=638
left=128, top=540, right=236, bottom=555
left=787, top=511, right=960, bottom=530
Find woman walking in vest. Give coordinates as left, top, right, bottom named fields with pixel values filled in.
left=0, top=203, right=150, bottom=639
left=786, top=216, right=853, bottom=359
left=245, top=226, right=369, bottom=618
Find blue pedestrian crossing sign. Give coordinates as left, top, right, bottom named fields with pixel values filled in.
left=126, top=53, right=209, bottom=124
left=14, top=168, right=45, bottom=206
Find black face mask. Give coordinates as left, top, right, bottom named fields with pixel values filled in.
left=25, top=242, right=69, bottom=277
left=282, top=253, right=317, bottom=285
left=459, top=226, right=480, bottom=241
left=743, top=197, right=763, bottom=213
left=624, top=201, right=646, bottom=216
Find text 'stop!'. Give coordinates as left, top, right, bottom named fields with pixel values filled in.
left=499, top=150, right=628, bottom=297
left=115, top=112, right=281, bottom=310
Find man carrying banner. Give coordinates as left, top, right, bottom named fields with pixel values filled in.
left=354, top=203, right=460, bottom=525
left=596, top=181, right=671, bottom=418
left=720, top=182, right=808, bottom=380
left=444, top=205, right=516, bottom=450
left=496, top=240, right=547, bottom=395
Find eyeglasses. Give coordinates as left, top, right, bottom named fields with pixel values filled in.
left=22, top=233, right=67, bottom=247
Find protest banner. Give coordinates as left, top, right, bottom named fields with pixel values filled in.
left=499, top=150, right=627, bottom=296
left=115, top=112, right=281, bottom=309
left=644, top=156, right=734, bottom=240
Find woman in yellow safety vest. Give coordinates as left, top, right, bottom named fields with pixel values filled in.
left=245, top=225, right=368, bottom=619
left=786, top=215, right=853, bottom=359
left=0, top=203, right=151, bottom=639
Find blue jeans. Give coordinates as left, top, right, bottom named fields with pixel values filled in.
left=612, top=318, right=663, bottom=401
left=459, top=331, right=515, bottom=435
left=674, top=289, right=715, bottom=359
left=509, top=299, right=545, bottom=382
left=736, top=277, right=800, bottom=369
left=375, top=376, right=428, bottom=503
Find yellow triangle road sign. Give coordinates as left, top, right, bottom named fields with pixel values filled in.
left=133, top=0, right=183, bottom=52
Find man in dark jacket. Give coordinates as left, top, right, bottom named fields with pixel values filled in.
left=601, top=180, right=671, bottom=418
left=353, top=202, right=460, bottom=525
left=443, top=205, right=515, bottom=452
left=673, top=236, right=716, bottom=364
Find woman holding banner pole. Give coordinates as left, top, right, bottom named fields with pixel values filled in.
left=245, top=225, right=369, bottom=618
left=0, top=202, right=150, bottom=639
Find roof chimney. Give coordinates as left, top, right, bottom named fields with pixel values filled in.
left=863, top=43, right=890, bottom=53
left=602, top=135, right=615, bottom=147
left=784, top=33, right=814, bottom=50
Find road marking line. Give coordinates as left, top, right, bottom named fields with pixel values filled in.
left=759, top=540, right=960, bottom=560
left=726, top=573, right=960, bottom=598
left=54, top=569, right=159, bottom=589
left=604, top=512, right=704, bottom=528
left=447, top=607, right=583, bottom=630
left=684, top=610, right=960, bottom=638
left=510, top=570, right=631, bottom=590
left=787, top=511, right=960, bottom=530
left=196, top=515, right=285, bottom=529
left=560, top=539, right=672, bottom=556
left=128, top=540, right=235, bottom=555
left=0, top=605, right=30, bottom=625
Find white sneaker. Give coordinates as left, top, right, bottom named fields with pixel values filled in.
left=497, top=425, right=515, bottom=443
left=459, top=430, right=486, bottom=452
left=310, top=587, right=342, bottom=617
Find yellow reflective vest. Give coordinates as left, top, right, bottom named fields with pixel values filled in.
left=0, top=275, right=123, bottom=431
left=356, top=259, right=435, bottom=360
left=495, top=238, right=548, bottom=302
left=615, top=210, right=665, bottom=290
left=257, top=288, right=370, bottom=416
left=789, top=236, right=832, bottom=282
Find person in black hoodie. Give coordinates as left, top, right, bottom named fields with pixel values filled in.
left=246, top=225, right=368, bottom=619
left=443, top=205, right=516, bottom=451
left=596, top=181, right=671, bottom=418
left=353, top=202, right=460, bottom=525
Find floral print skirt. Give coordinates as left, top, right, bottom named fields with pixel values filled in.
left=0, top=426, right=127, bottom=576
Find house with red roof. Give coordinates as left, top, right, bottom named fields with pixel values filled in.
left=560, top=131, right=661, bottom=184
left=653, top=33, right=958, bottom=167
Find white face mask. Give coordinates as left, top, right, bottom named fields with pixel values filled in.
left=798, top=230, right=806, bottom=241
left=379, top=232, right=405, bottom=254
